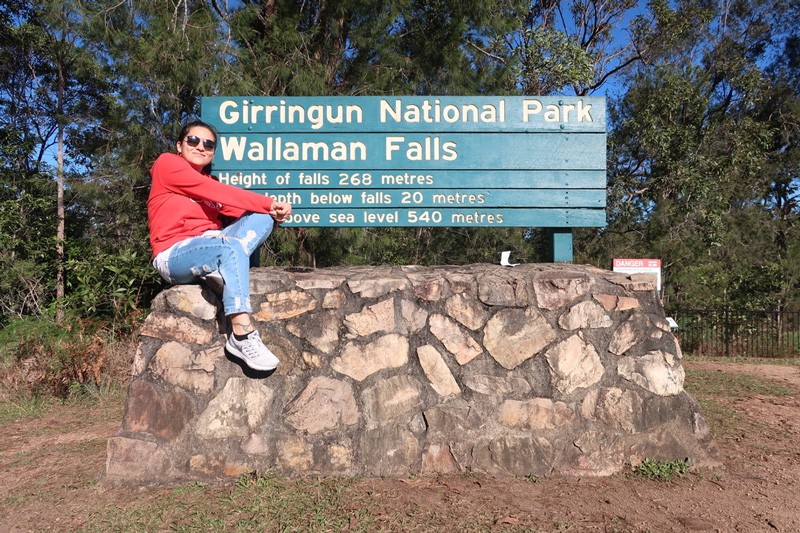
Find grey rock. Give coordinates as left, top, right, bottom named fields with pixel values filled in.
left=361, top=374, right=423, bottom=428
left=360, top=425, right=420, bottom=476
left=151, top=341, right=217, bottom=393
left=446, top=293, right=489, bottom=330
left=417, top=344, right=461, bottom=396
left=140, top=312, right=213, bottom=345
left=477, top=271, right=528, bottom=307
left=544, top=334, right=604, bottom=395
left=533, top=271, right=594, bottom=310
left=618, top=351, right=685, bottom=396
left=287, top=311, right=341, bottom=354
left=498, top=397, right=574, bottom=430
left=558, top=300, right=613, bottom=330
left=255, top=289, right=317, bottom=321
left=195, top=378, right=274, bottom=439
left=163, top=285, right=218, bottom=321
left=462, top=373, right=532, bottom=397
left=344, top=297, right=397, bottom=336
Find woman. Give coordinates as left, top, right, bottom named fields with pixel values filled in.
left=148, top=119, right=292, bottom=372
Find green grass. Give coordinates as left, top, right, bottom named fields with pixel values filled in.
left=631, top=458, right=690, bottom=482
left=684, top=367, right=797, bottom=398
left=85, top=479, right=372, bottom=532
left=79, top=470, right=553, bottom=533
left=82, top=472, right=379, bottom=533
left=0, top=396, right=52, bottom=424
left=684, top=354, right=799, bottom=366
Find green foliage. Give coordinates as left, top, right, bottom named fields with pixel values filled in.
left=0, top=189, right=57, bottom=322
left=597, top=0, right=800, bottom=310
left=64, top=245, right=162, bottom=327
left=515, top=26, right=595, bottom=95
left=632, top=457, right=690, bottom=482
left=261, top=226, right=545, bottom=268
left=0, top=315, right=67, bottom=368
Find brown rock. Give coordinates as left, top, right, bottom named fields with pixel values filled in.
left=255, top=290, right=317, bottom=321
left=429, top=314, right=483, bottom=365
left=194, top=378, right=274, bottom=438
left=284, top=376, right=359, bottom=434
left=140, top=312, right=213, bottom=345
left=533, top=271, right=594, bottom=310
left=483, top=308, right=555, bottom=369
left=558, top=301, right=612, bottom=330
left=344, top=298, right=396, bottom=336
left=105, top=437, right=171, bottom=484
left=544, top=334, right=604, bottom=395
left=331, top=334, right=409, bottom=381
left=421, top=443, right=460, bottom=474
left=446, top=293, right=489, bottom=330
left=287, top=311, right=341, bottom=354
left=498, top=398, right=574, bottom=430
left=417, top=345, right=461, bottom=396
left=477, top=272, right=528, bottom=307
left=122, top=380, right=193, bottom=441
left=361, top=374, right=423, bottom=428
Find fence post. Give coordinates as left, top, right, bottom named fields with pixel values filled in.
left=723, top=307, right=730, bottom=357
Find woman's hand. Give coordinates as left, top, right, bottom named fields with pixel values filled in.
left=269, top=202, right=292, bottom=223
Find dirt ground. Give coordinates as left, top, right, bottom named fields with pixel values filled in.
left=1, top=360, right=799, bottom=532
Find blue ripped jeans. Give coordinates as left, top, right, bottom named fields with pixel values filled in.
left=155, top=212, right=274, bottom=315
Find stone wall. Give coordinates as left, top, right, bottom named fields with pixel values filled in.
left=105, top=264, right=721, bottom=485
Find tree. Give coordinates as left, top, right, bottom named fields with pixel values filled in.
left=584, top=0, right=800, bottom=310
left=0, top=0, right=114, bottom=322
left=0, top=1, right=61, bottom=321
left=755, top=28, right=800, bottom=312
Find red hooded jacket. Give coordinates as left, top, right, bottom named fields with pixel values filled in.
left=147, top=153, right=274, bottom=257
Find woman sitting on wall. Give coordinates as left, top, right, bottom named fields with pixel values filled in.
left=147, top=119, right=292, bottom=372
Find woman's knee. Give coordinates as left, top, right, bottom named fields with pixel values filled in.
left=218, top=239, right=246, bottom=261
left=237, top=213, right=274, bottom=252
left=248, top=212, right=275, bottom=231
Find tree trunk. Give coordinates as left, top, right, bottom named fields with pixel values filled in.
left=56, top=61, right=65, bottom=322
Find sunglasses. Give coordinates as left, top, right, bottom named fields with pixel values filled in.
left=184, top=135, right=216, bottom=150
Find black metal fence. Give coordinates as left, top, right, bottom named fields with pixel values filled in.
left=668, top=309, right=800, bottom=358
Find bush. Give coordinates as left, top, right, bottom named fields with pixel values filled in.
left=0, top=315, right=109, bottom=399
left=64, top=246, right=163, bottom=330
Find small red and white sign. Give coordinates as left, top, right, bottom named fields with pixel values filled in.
left=613, top=258, right=662, bottom=291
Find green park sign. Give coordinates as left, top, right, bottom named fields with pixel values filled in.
left=200, top=96, right=606, bottom=260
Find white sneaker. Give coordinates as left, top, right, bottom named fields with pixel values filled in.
left=226, top=331, right=280, bottom=371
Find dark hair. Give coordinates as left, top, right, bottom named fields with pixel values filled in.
left=178, top=119, right=217, bottom=142
left=177, top=119, right=217, bottom=174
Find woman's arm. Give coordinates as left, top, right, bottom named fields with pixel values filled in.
left=153, top=153, right=274, bottom=215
